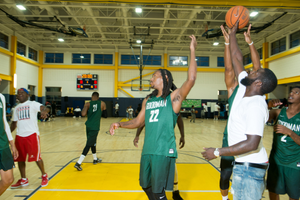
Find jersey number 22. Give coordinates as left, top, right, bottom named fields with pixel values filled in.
left=149, top=109, right=159, bottom=122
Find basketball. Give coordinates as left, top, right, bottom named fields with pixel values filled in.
left=225, top=6, right=250, bottom=29
left=195, top=110, right=198, bottom=114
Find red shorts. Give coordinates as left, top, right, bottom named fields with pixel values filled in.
left=15, top=133, right=42, bottom=162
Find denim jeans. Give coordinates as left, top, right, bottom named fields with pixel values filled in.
left=231, top=163, right=268, bottom=200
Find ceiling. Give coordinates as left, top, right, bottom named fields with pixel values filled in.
left=1, top=0, right=300, bottom=53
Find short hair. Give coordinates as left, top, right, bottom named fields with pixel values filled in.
left=292, top=86, right=300, bottom=90
left=259, top=68, right=278, bottom=94
left=92, top=92, right=99, bottom=97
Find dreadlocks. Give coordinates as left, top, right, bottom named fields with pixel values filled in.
left=147, top=69, right=177, bottom=99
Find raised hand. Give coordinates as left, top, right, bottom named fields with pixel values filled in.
left=231, top=20, right=239, bottom=34
left=244, top=24, right=252, bottom=44
left=189, top=35, right=197, bottom=51
left=220, top=25, right=231, bottom=44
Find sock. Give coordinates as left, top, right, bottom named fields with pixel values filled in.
left=22, top=178, right=27, bottom=180
left=93, top=154, right=97, bottom=160
left=222, top=195, right=228, bottom=200
left=77, top=155, right=85, bottom=164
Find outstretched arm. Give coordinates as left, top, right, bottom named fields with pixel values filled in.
left=244, top=24, right=261, bottom=71
left=40, top=105, right=50, bottom=119
left=177, top=114, right=185, bottom=149
left=229, top=21, right=244, bottom=80
left=110, top=98, right=147, bottom=135
left=171, top=35, right=197, bottom=113
left=221, top=25, right=238, bottom=98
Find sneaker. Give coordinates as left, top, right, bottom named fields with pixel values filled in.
left=41, top=174, right=48, bottom=187
left=172, top=190, right=183, bottom=200
left=11, top=178, right=29, bottom=188
left=93, top=158, right=102, bottom=165
left=74, top=162, right=82, bottom=171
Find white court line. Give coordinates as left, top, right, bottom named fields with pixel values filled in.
left=39, top=189, right=220, bottom=193
left=7, top=189, right=35, bottom=191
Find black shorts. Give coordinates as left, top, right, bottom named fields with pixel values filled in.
left=214, top=111, right=219, bottom=116
left=0, top=147, right=14, bottom=171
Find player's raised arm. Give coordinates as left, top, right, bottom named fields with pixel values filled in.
left=221, top=25, right=238, bottom=98
left=171, top=35, right=197, bottom=113
left=229, top=21, right=244, bottom=79
left=244, top=24, right=261, bottom=71
left=110, top=98, right=147, bottom=135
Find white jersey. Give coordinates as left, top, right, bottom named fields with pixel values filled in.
left=214, top=104, right=220, bottom=112
left=228, top=71, right=268, bottom=163
left=13, top=100, right=42, bottom=137
left=128, top=108, right=134, bottom=114
left=203, top=104, right=208, bottom=112
left=115, top=103, right=119, bottom=110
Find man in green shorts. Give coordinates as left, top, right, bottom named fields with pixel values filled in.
left=74, top=92, right=107, bottom=171
left=0, top=78, right=18, bottom=196
left=110, top=35, right=197, bottom=200
left=267, top=88, right=300, bottom=200
left=133, top=114, right=185, bottom=200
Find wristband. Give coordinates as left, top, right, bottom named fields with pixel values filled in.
left=248, top=41, right=253, bottom=45
left=225, top=42, right=229, bottom=45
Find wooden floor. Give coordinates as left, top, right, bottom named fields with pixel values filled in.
left=2, top=117, right=289, bottom=200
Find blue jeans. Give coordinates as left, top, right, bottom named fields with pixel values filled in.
left=232, top=163, right=268, bottom=200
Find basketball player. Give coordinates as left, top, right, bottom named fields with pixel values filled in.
left=110, top=35, right=197, bottom=200
left=202, top=21, right=278, bottom=200
left=10, top=88, right=50, bottom=188
left=266, top=90, right=300, bottom=200
left=0, top=78, right=18, bottom=196
left=133, top=114, right=185, bottom=200
left=217, top=24, right=263, bottom=200
left=74, top=92, right=107, bottom=171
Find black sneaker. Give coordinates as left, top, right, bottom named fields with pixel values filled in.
left=74, top=163, right=82, bottom=171
left=93, top=158, right=102, bottom=165
left=172, top=190, right=183, bottom=200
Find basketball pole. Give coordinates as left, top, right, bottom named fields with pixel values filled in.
left=139, top=45, right=143, bottom=91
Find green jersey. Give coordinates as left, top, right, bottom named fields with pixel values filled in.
left=85, top=100, right=102, bottom=130
left=143, top=94, right=178, bottom=158
left=271, top=108, right=300, bottom=170
left=0, top=95, right=9, bottom=150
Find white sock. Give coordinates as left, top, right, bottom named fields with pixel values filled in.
left=93, top=154, right=97, bottom=160
left=22, top=178, right=27, bottom=180
left=77, top=155, right=85, bottom=164
left=222, top=195, right=228, bottom=200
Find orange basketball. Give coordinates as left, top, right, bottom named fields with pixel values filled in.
left=195, top=110, right=198, bottom=114
left=225, top=6, right=250, bottom=29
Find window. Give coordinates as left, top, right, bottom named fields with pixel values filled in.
left=121, top=55, right=162, bottom=66
left=94, top=54, right=113, bottom=64
left=196, top=56, right=209, bottom=67
left=142, top=55, right=161, bottom=65
left=271, top=37, right=286, bottom=55
left=29, top=47, right=37, bottom=61
left=17, top=42, right=26, bottom=56
left=169, top=56, right=188, bottom=66
left=257, top=48, right=263, bottom=60
left=0, top=32, right=8, bottom=49
left=121, top=55, right=139, bottom=65
left=217, top=57, right=224, bottom=67
left=243, top=53, right=251, bottom=65
left=290, top=30, right=300, bottom=49
left=45, top=53, right=64, bottom=63
left=72, top=54, right=91, bottom=64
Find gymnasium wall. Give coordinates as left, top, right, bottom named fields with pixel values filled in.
left=0, top=53, right=10, bottom=76
left=16, top=60, right=39, bottom=96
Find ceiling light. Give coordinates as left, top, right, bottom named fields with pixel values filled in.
left=136, top=40, right=141, bottom=44
left=250, top=11, right=258, bottom=17
left=135, top=8, right=142, bottom=13
left=80, top=56, right=84, bottom=58
left=213, top=42, right=219, bottom=46
left=58, top=38, right=64, bottom=42
left=16, top=5, right=26, bottom=10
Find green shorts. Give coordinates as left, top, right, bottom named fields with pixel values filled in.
left=140, top=154, right=176, bottom=193
left=267, top=158, right=300, bottom=199
left=0, top=147, right=14, bottom=171
left=86, top=128, right=99, bottom=147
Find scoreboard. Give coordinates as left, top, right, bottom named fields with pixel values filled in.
left=77, top=74, right=98, bottom=90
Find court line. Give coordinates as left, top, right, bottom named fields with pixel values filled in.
left=38, top=189, right=221, bottom=193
